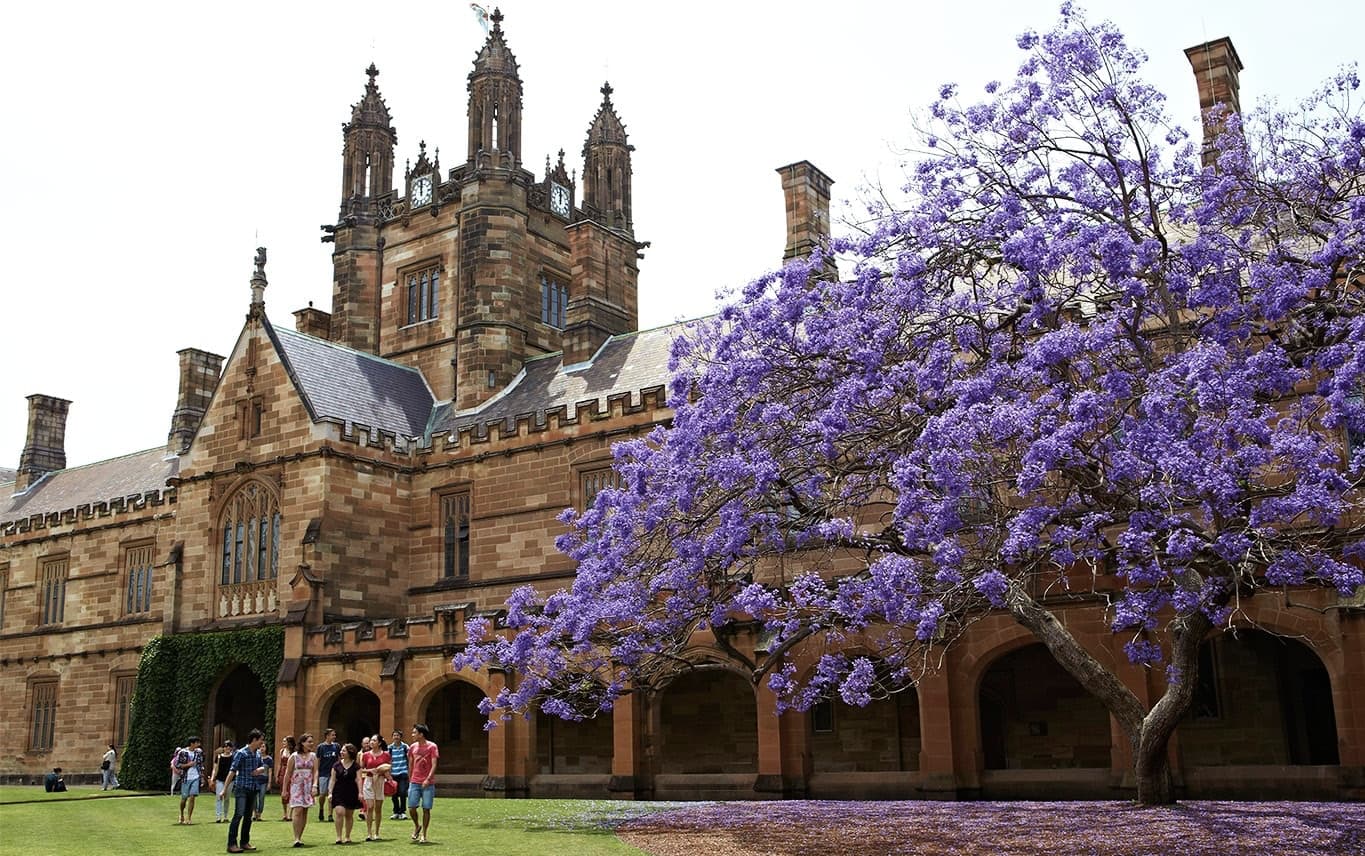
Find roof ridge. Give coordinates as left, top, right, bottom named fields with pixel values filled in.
left=274, top=325, right=427, bottom=377
left=35, top=445, right=167, bottom=476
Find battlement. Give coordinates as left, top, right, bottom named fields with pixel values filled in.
left=2, top=487, right=175, bottom=537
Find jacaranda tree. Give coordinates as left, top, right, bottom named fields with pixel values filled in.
left=459, top=5, right=1365, bottom=805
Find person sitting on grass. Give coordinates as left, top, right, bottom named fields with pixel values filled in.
left=43, top=767, right=67, bottom=793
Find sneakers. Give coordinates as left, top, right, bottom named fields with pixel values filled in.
left=398, top=813, right=408, bottom=820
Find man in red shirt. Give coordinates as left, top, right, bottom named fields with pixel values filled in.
left=406, top=724, right=440, bottom=844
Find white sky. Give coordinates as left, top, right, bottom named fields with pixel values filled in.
left=2, top=0, right=1360, bottom=469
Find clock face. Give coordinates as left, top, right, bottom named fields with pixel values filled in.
left=412, top=175, right=433, bottom=207
left=550, top=183, right=570, bottom=217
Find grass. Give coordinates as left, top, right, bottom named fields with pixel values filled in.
left=0, top=789, right=663, bottom=856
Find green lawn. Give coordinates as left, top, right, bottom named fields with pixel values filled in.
left=0, top=790, right=661, bottom=855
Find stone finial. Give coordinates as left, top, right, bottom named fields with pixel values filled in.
left=490, top=6, right=503, bottom=31
left=366, top=62, right=379, bottom=86
left=600, top=81, right=613, bottom=102
left=250, top=246, right=268, bottom=308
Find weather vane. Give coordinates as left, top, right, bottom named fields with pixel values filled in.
left=470, top=3, right=490, bottom=35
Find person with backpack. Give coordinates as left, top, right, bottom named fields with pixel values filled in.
left=174, top=736, right=205, bottom=824
left=101, top=743, right=118, bottom=790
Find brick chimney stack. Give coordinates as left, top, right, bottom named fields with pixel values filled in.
left=1184, top=37, right=1244, bottom=168
left=293, top=302, right=334, bottom=340
left=16, top=394, right=71, bottom=492
left=168, top=348, right=225, bottom=455
left=777, top=161, right=838, bottom=280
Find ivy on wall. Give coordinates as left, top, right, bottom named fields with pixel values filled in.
left=120, top=627, right=283, bottom=790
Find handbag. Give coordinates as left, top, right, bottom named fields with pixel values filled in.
left=382, top=777, right=397, bottom=797
left=101, top=760, right=111, bottom=771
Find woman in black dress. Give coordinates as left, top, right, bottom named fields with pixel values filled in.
left=328, top=743, right=362, bottom=844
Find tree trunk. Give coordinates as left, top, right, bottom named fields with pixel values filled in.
left=1005, top=580, right=1213, bottom=805
left=1134, top=729, right=1176, bottom=805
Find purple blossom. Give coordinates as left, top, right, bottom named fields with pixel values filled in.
left=457, top=5, right=1365, bottom=806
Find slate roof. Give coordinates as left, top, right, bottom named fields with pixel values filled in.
left=1, top=448, right=177, bottom=525
left=269, top=322, right=436, bottom=439
left=431, top=320, right=687, bottom=437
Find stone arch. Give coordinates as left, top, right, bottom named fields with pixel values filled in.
left=1180, top=627, right=1340, bottom=767
left=975, top=643, right=1112, bottom=770
left=793, top=653, right=922, bottom=773
left=533, top=708, right=613, bottom=776
left=418, top=677, right=488, bottom=774
left=655, top=659, right=758, bottom=775
left=319, top=682, right=382, bottom=748
left=205, top=662, right=269, bottom=749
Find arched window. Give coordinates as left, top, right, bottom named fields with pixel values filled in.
left=219, top=482, right=281, bottom=586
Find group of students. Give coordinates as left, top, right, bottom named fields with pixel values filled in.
left=171, top=724, right=440, bottom=852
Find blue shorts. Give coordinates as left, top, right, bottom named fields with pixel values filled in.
left=407, top=783, right=435, bottom=811
left=180, top=776, right=201, bottom=798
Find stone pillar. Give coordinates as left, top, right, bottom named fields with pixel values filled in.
left=167, top=348, right=225, bottom=455
left=608, top=690, right=647, bottom=799
left=1334, top=613, right=1365, bottom=799
left=754, top=681, right=787, bottom=796
left=1184, top=37, right=1244, bottom=168
left=777, top=161, right=838, bottom=279
left=915, top=669, right=959, bottom=797
left=15, top=394, right=71, bottom=492
left=481, top=670, right=527, bottom=797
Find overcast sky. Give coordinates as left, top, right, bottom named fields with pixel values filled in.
left=2, top=0, right=1360, bottom=470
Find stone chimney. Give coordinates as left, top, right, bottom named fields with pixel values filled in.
left=15, top=394, right=71, bottom=492
left=168, top=348, right=225, bottom=455
left=1184, top=37, right=1244, bottom=168
left=293, top=302, right=333, bottom=340
left=777, top=161, right=838, bottom=280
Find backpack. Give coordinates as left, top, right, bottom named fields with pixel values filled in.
left=170, top=748, right=183, bottom=790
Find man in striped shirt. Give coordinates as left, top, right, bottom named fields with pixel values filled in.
left=387, top=730, right=409, bottom=820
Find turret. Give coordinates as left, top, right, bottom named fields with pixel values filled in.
left=581, top=82, right=633, bottom=235
left=466, top=8, right=523, bottom=169
left=330, top=65, right=395, bottom=353
left=565, top=82, right=641, bottom=365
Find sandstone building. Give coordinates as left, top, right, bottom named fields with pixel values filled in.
left=2, top=19, right=1361, bottom=800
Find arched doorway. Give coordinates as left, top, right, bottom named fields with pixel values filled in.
left=810, top=687, right=921, bottom=772
left=1180, top=631, right=1339, bottom=766
left=978, top=644, right=1111, bottom=769
left=534, top=711, right=612, bottom=775
left=327, top=686, right=380, bottom=748
left=658, top=668, right=757, bottom=774
left=209, top=664, right=268, bottom=748
left=424, top=681, right=488, bottom=774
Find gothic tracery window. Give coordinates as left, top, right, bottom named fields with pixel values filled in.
left=406, top=265, right=440, bottom=325
left=219, top=482, right=281, bottom=586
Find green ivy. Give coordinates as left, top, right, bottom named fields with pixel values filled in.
left=120, top=627, right=284, bottom=790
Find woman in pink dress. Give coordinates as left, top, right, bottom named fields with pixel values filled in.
left=359, top=735, right=391, bottom=842
left=284, top=733, right=318, bottom=848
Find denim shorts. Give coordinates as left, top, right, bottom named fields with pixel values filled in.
left=407, top=783, right=435, bottom=811
left=180, top=776, right=201, bottom=798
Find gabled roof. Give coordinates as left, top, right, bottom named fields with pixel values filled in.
left=268, top=322, right=436, bottom=439
left=1, top=448, right=176, bottom=525
left=431, top=320, right=687, bottom=437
